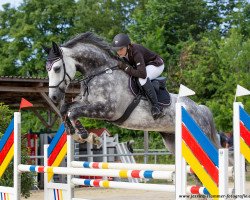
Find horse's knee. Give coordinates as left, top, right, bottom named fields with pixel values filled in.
left=61, top=102, right=79, bottom=117
left=60, top=104, right=70, bottom=116
left=67, top=109, right=78, bottom=120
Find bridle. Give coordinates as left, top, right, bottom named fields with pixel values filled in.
left=47, top=47, right=140, bottom=125
left=48, top=55, right=72, bottom=94
left=48, top=50, right=119, bottom=95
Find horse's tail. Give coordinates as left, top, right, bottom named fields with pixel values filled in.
left=199, top=105, right=221, bottom=149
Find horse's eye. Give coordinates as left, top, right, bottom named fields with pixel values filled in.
left=53, top=66, right=61, bottom=73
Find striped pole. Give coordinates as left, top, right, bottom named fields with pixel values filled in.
left=18, top=164, right=174, bottom=180
left=72, top=178, right=212, bottom=195
left=71, top=161, right=193, bottom=173
left=72, top=178, right=175, bottom=192
left=186, top=186, right=209, bottom=195
left=71, top=161, right=233, bottom=176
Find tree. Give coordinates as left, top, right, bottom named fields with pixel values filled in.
left=128, top=0, right=225, bottom=89
left=180, top=29, right=250, bottom=131
left=0, top=0, right=76, bottom=77
left=74, top=0, right=139, bottom=41
left=0, top=4, right=19, bottom=75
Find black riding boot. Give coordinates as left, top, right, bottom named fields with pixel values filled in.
left=142, top=78, right=164, bottom=120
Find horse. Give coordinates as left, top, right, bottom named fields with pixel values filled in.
left=43, top=32, right=221, bottom=154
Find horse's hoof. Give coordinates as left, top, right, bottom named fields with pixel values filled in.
left=85, top=132, right=102, bottom=148
left=82, top=133, right=93, bottom=143
left=93, top=136, right=102, bottom=149
left=72, top=133, right=86, bottom=143
left=70, top=132, right=102, bottom=147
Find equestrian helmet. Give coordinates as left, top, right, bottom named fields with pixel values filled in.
left=112, top=33, right=131, bottom=51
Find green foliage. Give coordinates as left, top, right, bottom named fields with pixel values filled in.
left=0, top=103, right=13, bottom=135
left=128, top=0, right=230, bottom=90
left=0, top=0, right=77, bottom=77
left=180, top=29, right=250, bottom=131
left=0, top=0, right=139, bottom=77
left=74, top=0, right=139, bottom=40
left=0, top=0, right=250, bottom=168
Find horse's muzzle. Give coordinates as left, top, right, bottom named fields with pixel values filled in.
left=49, top=89, right=64, bottom=103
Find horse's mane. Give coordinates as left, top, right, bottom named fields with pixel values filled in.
left=62, top=32, right=117, bottom=59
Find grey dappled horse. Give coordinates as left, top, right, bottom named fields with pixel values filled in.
left=44, top=32, right=221, bottom=153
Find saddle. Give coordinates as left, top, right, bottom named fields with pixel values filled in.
left=112, top=76, right=171, bottom=125
left=129, top=76, right=171, bottom=106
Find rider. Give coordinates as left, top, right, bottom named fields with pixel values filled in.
left=111, top=33, right=165, bottom=120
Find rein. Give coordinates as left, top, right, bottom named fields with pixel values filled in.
left=48, top=50, right=118, bottom=95
left=74, top=65, right=119, bottom=96
left=47, top=50, right=137, bottom=125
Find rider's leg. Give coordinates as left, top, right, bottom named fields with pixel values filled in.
left=139, top=64, right=164, bottom=85
left=139, top=64, right=164, bottom=120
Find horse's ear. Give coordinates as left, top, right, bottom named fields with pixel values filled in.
left=42, top=45, right=51, bottom=54
left=52, top=42, right=61, bottom=56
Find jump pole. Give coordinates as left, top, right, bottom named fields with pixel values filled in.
left=233, top=102, right=245, bottom=196
left=0, top=113, right=20, bottom=200
left=233, top=85, right=250, bottom=198
left=233, top=102, right=250, bottom=198
left=14, top=112, right=21, bottom=200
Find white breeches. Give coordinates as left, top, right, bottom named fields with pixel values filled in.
left=139, top=64, right=164, bottom=86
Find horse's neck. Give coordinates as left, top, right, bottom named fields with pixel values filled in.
left=71, top=45, right=118, bottom=76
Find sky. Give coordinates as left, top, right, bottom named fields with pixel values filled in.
left=0, top=0, right=23, bottom=9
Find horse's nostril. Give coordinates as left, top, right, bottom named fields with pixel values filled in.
left=52, top=95, right=57, bottom=102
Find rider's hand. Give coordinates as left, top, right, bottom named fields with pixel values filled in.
left=118, top=61, right=127, bottom=70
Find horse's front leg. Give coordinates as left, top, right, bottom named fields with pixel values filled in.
left=60, top=101, right=89, bottom=139
left=64, top=102, right=106, bottom=146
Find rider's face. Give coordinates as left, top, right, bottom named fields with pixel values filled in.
left=117, top=47, right=127, bottom=57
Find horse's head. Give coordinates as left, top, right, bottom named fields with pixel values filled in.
left=43, top=42, right=77, bottom=103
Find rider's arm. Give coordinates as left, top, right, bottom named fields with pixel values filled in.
left=124, top=50, right=147, bottom=79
